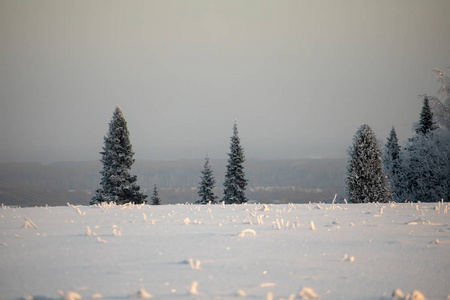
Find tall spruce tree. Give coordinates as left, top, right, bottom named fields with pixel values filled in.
left=346, top=124, right=392, bottom=203
left=196, top=155, right=218, bottom=204
left=90, top=106, right=147, bottom=205
left=382, top=127, right=403, bottom=202
left=223, top=121, right=248, bottom=204
left=151, top=184, right=161, bottom=205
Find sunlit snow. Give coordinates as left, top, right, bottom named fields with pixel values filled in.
left=0, top=202, right=449, bottom=300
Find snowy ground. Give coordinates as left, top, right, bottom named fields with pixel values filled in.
left=0, top=202, right=449, bottom=300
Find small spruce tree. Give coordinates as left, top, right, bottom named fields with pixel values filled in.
left=223, top=121, right=248, bottom=204
left=196, top=155, right=218, bottom=204
left=90, top=106, right=147, bottom=205
left=346, top=124, right=392, bottom=203
left=151, top=184, right=161, bottom=205
left=382, top=127, right=403, bottom=202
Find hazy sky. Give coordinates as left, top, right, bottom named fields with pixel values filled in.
left=1, top=0, right=449, bottom=163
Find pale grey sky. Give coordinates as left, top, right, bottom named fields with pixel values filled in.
left=1, top=0, right=449, bottom=163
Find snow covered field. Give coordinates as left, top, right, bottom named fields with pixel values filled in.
left=1, top=202, right=449, bottom=300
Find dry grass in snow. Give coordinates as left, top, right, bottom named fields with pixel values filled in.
left=0, top=202, right=449, bottom=300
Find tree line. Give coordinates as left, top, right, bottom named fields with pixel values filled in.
left=0, top=158, right=346, bottom=206
left=91, top=68, right=450, bottom=205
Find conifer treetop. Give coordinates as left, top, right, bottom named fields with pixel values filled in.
left=416, top=95, right=438, bottom=135
left=386, top=127, right=401, bottom=161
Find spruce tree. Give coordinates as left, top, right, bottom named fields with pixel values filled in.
left=223, top=121, right=248, bottom=204
left=346, top=124, right=392, bottom=203
left=382, top=127, right=403, bottom=202
left=151, top=184, right=161, bottom=205
left=90, top=106, right=147, bottom=205
left=416, top=96, right=437, bottom=135
left=196, top=155, right=218, bottom=204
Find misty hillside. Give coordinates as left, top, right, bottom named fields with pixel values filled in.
left=0, top=158, right=346, bottom=206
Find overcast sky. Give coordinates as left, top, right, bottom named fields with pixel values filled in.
left=1, top=0, right=449, bottom=163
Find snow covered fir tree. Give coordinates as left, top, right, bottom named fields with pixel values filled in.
left=151, top=184, right=161, bottom=205
left=382, top=127, right=403, bottom=202
left=346, top=124, right=392, bottom=203
left=196, top=155, right=218, bottom=204
left=223, top=121, right=248, bottom=204
left=90, top=106, right=147, bottom=205
left=400, top=96, right=450, bottom=202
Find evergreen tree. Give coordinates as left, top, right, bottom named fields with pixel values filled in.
left=196, top=155, right=218, bottom=204
left=382, top=127, right=403, bottom=202
left=151, top=184, right=161, bottom=205
left=90, top=106, right=147, bottom=205
left=416, top=96, right=437, bottom=135
left=223, top=121, right=248, bottom=204
left=346, top=124, right=392, bottom=203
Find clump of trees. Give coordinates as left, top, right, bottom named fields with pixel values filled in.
left=348, top=68, right=450, bottom=203
left=398, top=96, right=450, bottom=202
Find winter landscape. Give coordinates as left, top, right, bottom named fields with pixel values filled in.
left=2, top=2, right=450, bottom=300
left=1, top=201, right=449, bottom=300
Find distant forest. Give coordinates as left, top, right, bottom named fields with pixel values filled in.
left=0, top=158, right=346, bottom=206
